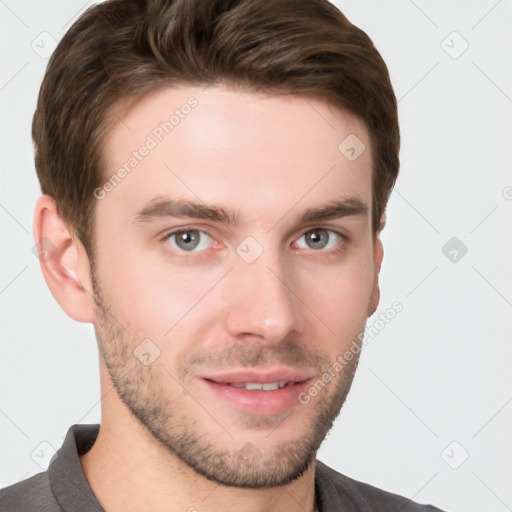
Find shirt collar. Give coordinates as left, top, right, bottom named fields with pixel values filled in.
left=48, top=423, right=370, bottom=512
left=48, top=424, right=105, bottom=511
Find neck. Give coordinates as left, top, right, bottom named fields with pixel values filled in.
left=80, top=371, right=318, bottom=512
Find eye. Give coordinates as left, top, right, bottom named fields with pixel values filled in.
left=295, top=228, right=343, bottom=251
left=165, top=229, right=215, bottom=252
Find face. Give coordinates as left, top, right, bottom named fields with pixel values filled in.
left=90, top=85, right=380, bottom=488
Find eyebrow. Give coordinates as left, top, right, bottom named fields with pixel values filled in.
left=133, top=196, right=368, bottom=227
left=299, top=197, right=368, bottom=224
left=133, top=197, right=239, bottom=225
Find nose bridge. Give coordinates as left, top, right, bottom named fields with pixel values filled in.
left=224, top=239, right=301, bottom=342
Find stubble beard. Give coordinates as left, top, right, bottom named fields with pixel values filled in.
left=90, top=268, right=362, bottom=488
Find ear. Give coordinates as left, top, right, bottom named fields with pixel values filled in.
left=33, top=195, right=95, bottom=323
left=367, top=236, right=384, bottom=317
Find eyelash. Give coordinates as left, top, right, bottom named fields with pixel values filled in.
left=161, top=226, right=348, bottom=255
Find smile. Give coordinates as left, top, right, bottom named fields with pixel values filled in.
left=219, top=381, right=291, bottom=390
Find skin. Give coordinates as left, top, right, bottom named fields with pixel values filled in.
left=34, top=85, right=383, bottom=512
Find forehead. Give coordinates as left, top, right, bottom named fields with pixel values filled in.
left=98, top=85, right=372, bottom=224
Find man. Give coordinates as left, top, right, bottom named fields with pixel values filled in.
left=0, top=0, right=446, bottom=510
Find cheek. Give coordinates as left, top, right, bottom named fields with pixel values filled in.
left=296, top=251, right=374, bottom=330
left=96, top=243, right=225, bottom=338
left=92, top=239, right=163, bottom=332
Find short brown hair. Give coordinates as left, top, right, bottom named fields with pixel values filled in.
left=33, top=0, right=399, bottom=257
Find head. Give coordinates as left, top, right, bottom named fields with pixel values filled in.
left=33, top=0, right=399, bottom=488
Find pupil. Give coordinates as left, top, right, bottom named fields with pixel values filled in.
left=308, top=229, right=328, bottom=249
left=177, top=231, right=199, bottom=250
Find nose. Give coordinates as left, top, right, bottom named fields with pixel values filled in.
left=223, top=245, right=304, bottom=345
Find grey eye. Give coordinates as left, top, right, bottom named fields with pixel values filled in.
left=296, top=229, right=342, bottom=250
left=167, top=230, right=214, bottom=252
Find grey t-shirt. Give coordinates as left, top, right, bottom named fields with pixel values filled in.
left=0, top=424, right=446, bottom=511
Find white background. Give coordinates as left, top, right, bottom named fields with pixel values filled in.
left=1, top=1, right=511, bottom=511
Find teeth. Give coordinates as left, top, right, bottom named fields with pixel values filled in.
left=229, top=381, right=289, bottom=390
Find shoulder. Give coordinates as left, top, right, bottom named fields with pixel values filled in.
left=0, top=470, right=62, bottom=512
left=316, top=460, right=446, bottom=511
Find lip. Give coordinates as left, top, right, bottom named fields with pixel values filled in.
left=198, top=367, right=315, bottom=416
left=200, top=367, right=315, bottom=384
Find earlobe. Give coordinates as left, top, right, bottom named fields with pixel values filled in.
left=367, top=237, right=384, bottom=317
left=33, top=195, right=95, bottom=323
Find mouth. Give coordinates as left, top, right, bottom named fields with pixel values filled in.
left=219, top=381, right=292, bottom=390
left=199, top=368, right=315, bottom=415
